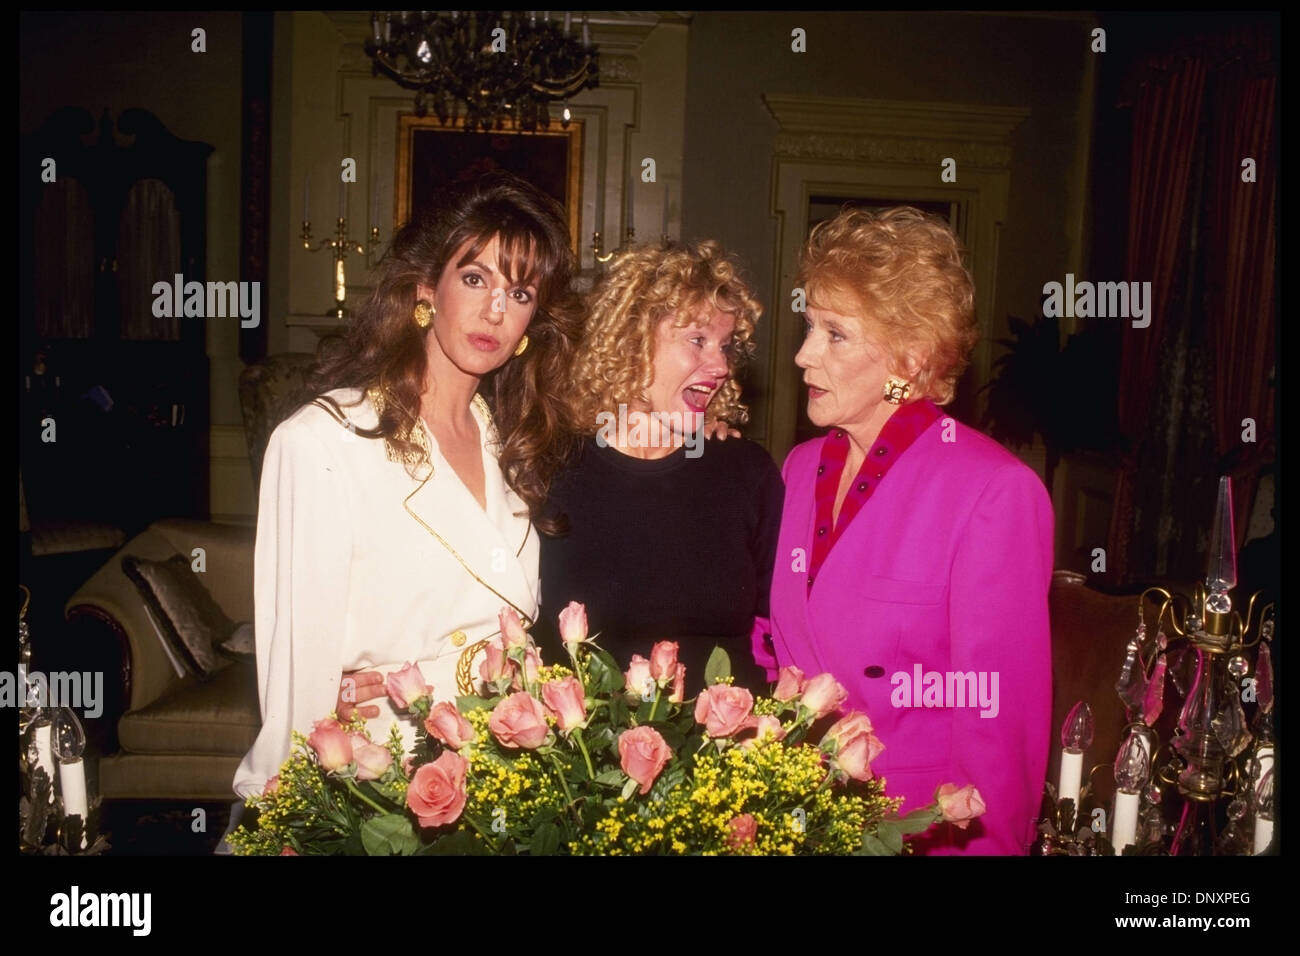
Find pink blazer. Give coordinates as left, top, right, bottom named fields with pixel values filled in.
left=766, top=417, right=1054, bottom=854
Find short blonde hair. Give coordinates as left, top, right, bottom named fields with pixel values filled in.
left=567, top=240, right=762, bottom=430
left=797, top=206, right=977, bottom=404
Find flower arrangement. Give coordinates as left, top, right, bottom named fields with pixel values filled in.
left=228, top=604, right=983, bottom=855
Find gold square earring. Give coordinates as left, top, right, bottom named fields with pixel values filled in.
left=414, top=300, right=434, bottom=329
left=883, top=379, right=910, bottom=404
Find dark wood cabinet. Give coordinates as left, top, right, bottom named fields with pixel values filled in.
left=22, top=108, right=214, bottom=535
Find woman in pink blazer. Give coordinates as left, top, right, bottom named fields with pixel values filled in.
left=761, top=207, right=1054, bottom=855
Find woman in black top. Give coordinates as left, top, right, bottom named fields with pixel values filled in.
left=535, top=240, right=783, bottom=694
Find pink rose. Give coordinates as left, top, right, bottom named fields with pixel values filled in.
left=498, top=607, right=530, bottom=650
left=557, top=602, right=590, bottom=648
left=935, top=783, right=987, bottom=830
left=693, top=685, right=755, bottom=738
left=263, top=775, right=280, bottom=797
left=650, top=641, right=680, bottom=685
left=726, top=813, right=758, bottom=851
left=280, top=846, right=298, bottom=856
left=833, top=731, right=885, bottom=781
left=668, top=663, right=687, bottom=704
left=625, top=654, right=654, bottom=699
left=406, top=751, right=469, bottom=827
left=800, top=673, right=848, bottom=719
left=350, top=733, right=393, bottom=781
left=308, top=718, right=353, bottom=771
left=821, top=711, right=874, bottom=748
left=510, top=644, right=542, bottom=692
left=773, top=665, right=806, bottom=702
left=618, top=726, right=672, bottom=795
left=542, top=676, right=587, bottom=732
left=739, top=714, right=787, bottom=749
left=425, top=701, right=475, bottom=750
left=488, top=692, right=550, bottom=749
left=385, top=661, right=430, bottom=711
left=480, top=635, right=509, bottom=684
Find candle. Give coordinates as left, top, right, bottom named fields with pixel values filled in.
left=338, top=178, right=346, bottom=221
left=582, top=13, right=590, bottom=46
left=1112, top=790, right=1140, bottom=852
left=373, top=178, right=381, bottom=230
left=59, top=758, right=89, bottom=846
left=1058, top=749, right=1083, bottom=810
left=303, top=173, right=311, bottom=221
left=32, top=721, right=56, bottom=802
left=661, top=184, right=670, bottom=238
left=1253, top=818, right=1273, bottom=855
left=563, top=11, right=570, bottom=34
left=626, top=166, right=635, bottom=237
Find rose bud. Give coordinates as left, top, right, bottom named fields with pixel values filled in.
left=406, top=750, right=469, bottom=827
left=557, top=602, right=590, bottom=649
left=498, top=606, right=530, bottom=650
left=726, top=813, right=758, bottom=851
left=739, top=714, right=787, bottom=750
left=488, top=692, right=550, bottom=749
left=385, top=661, right=431, bottom=711
left=693, top=685, right=755, bottom=738
left=821, top=711, right=874, bottom=750
left=350, top=733, right=394, bottom=781
left=280, top=846, right=299, bottom=856
left=800, top=673, right=848, bottom=719
left=479, top=635, right=509, bottom=684
left=773, top=665, right=806, bottom=702
left=263, top=775, right=280, bottom=797
left=831, top=730, right=884, bottom=782
left=935, top=783, right=987, bottom=830
left=307, top=718, right=353, bottom=772
left=425, top=701, right=476, bottom=750
left=625, top=654, right=654, bottom=698
left=509, top=644, right=542, bottom=692
left=668, top=663, right=687, bottom=704
left=649, top=641, right=680, bottom=686
left=618, top=726, right=672, bottom=795
left=542, top=676, right=588, bottom=733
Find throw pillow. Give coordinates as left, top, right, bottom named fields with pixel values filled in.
left=121, top=555, right=234, bottom=681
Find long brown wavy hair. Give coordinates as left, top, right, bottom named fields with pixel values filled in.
left=309, top=171, right=583, bottom=531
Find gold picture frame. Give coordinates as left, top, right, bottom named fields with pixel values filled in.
left=395, top=114, right=583, bottom=255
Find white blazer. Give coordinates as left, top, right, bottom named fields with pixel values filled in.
left=233, top=388, right=539, bottom=798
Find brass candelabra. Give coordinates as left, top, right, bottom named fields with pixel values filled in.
left=302, top=217, right=382, bottom=320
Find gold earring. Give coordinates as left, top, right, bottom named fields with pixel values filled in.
left=414, top=300, right=434, bottom=329
left=883, top=379, right=910, bottom=404
left=513, top=334, right=529, bottom=357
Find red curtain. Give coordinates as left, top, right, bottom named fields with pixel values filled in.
left=1203, top=27, right=1277, bottom=544
left=1107, top=55, right=1207, bottom=583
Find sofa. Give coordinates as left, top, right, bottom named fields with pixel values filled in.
left=64, top=518, right=259, bottom=801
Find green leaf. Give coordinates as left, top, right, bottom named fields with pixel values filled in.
left=529, top=822, right=561, bottom=856
left=858, top=832, right=891, bottom=856
left=894, top=808, right=940, bottom=835
left=594, top=769, right=626, bottom=786
left=456, top=695, right=494, bottom=712
left=587, top=649, right=625, bottom=695
left=360, top=814, right=421, bottom=856
left=422, top=829, right=488, bottom=855
left=875, top=821, right=904, bottom=854
left=704, top=646, right=732, bottom=684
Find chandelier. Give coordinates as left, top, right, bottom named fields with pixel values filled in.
left=365, top=11, right=599, bottom=132
left=1038, top=476, right=1276, bottom=856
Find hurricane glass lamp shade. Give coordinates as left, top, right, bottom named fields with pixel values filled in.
left=1061, top=701, right=1095, bottom=751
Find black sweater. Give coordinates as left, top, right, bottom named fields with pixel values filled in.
left=535, top=436, right=784, bottom=695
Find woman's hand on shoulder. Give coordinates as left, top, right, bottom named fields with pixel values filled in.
left=338, top=669, right=386, bottom=722
left=702, top=419, right=741, bottom=441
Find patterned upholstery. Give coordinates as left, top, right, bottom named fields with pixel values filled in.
left=237, top=353, right=317, bottom=488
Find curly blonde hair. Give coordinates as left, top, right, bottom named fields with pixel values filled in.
left=797, top=206, right=977, bottom=405
left=566, top=240, right=762, bottom=432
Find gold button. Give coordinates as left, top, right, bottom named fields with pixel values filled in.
left=450, top=629, right=467, bottom=647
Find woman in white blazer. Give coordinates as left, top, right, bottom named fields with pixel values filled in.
left=232, top=173, right=581, bottom=800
